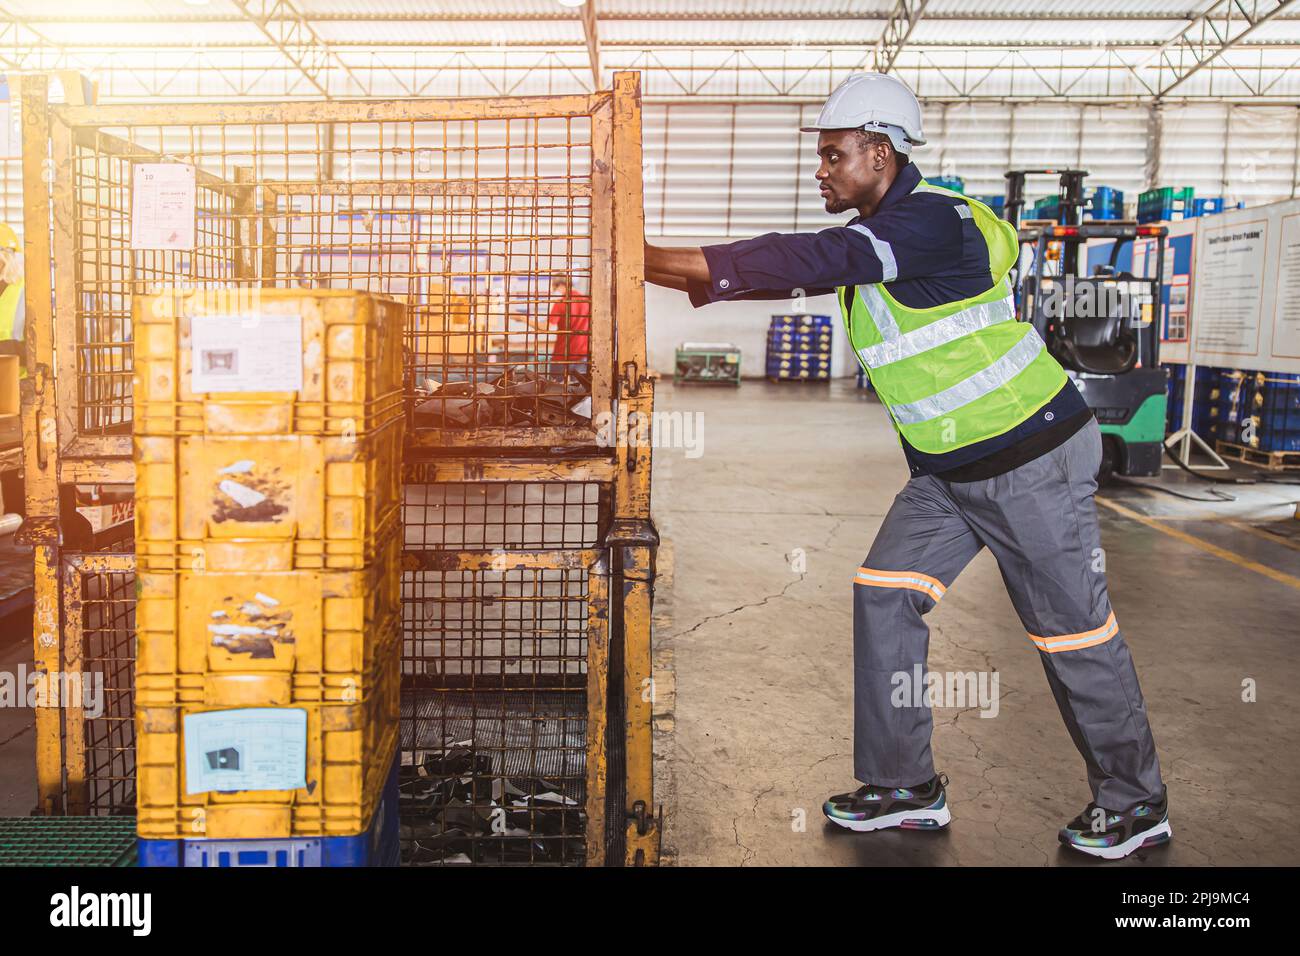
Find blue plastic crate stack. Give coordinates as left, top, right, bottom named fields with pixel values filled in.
left=1246, top=372, right=1300, bottom=453
left=1029, top=196, right=1061, bottom=221
left=1087, top=186, right=1123, bottom=221
left=1207, top=369, right=1256, bottom=447
left=1188, top=197, right=1245, bottom=218
left=1164, top=364, right=1216, bottom=437
left=974, top=194, right=1005, bottom=217
left=766, top=314, right=833, bottom=381
left=1186, top=368, right=1300, bottom=453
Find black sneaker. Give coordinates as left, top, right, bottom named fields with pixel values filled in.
left=1058, top=786, right=1172, bottom=860
left=822, top=774, right=951, bottom=832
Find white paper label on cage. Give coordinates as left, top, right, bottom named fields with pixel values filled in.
left=130, top=163, right=196, bottom=251
left=183, top=708, right=308, bottom=795
left=189, top=313, right=304, bottom=393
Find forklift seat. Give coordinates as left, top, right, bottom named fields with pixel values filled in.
left=1045, top=280, right=1141, bottom=376
left=1049, top=309, right=1139, bottom=376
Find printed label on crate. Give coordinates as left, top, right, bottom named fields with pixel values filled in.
left=183, top=707, right=308, bottom=794
left=190, top=313, right=304, bottom=393
left=130, top=163, right=196, bottom=251
left=75, top=498, right=135, bottom=533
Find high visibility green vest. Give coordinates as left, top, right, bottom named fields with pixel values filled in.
left=0, top=279, right=24, bottom=380
left=838, top=181, right=1066, bottom=455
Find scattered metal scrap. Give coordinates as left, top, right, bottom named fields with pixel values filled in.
left=399, top=741, right=585, bottom=865
left=413, top=368, right=592, bottom=429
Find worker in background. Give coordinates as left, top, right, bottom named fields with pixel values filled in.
left=0, top=223, right=25, bottom=376
left=644, top=73, right=1169, bottom=861
left=546, top=275, right=590, bottom=376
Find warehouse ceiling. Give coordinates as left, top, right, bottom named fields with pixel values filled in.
left=3, top=1, right=1300, bottom=102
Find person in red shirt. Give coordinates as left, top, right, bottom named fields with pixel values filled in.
left=546, top=275, right=590, bottom=375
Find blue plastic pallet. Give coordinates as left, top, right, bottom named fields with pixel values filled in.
left=138, top=753, right=400, bottom=868
left=764, top=343, right=826, bottom=353
left=766, top=347, right=831, bottom=359
left=767, top=353, right=831, bottom=363
left=768, top=369, right=830, bottom=380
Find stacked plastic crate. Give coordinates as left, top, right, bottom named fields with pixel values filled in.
left=1207, top=369, right=1257, bottom=447
left=1138, top=187, right=1194, bottom=224
left=1028, top=196, right=1061, bottom=221
left=1188, top=197, right=1245, bottom=218
left=1087, top=187, right=1123, bottom=221
left=1214, top=371, right=1300, bottom=455
left=131, top=289, right=405, bottom=867
left=1253, top=373, right=1300, bottom=453
left=766, top=315, right=833, bottom=381
left=1164, top=365, right=1217, bottom=438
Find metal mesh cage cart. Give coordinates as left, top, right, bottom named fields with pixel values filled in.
left=17, top=72, right=659, bottom=866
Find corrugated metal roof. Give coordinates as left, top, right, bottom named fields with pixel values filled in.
left=7, top=0, right=1300, bottom=106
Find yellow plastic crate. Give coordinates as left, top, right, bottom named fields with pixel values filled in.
left=133, top=289, right=405, bottom=438
left=135, top=531, right=401, bottom=709
left=135, top=651, right=399, bottom=841
left=135, top=419, right=402, bottom=572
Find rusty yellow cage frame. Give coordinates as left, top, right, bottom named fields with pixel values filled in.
left=16, top=72, right=659, bottom=865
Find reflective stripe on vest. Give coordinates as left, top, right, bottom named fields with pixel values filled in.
left=888, top=326, right=1044, bottom=425
left=854, top=282, right=1015, bottom=369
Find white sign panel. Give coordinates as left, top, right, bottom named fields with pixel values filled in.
left=1194, top=218, right=1268, bottom=358
left=189, top=313, right=304, bottom=393
left=183, top=708, right=308, bottom=794
left=130, top=162, right=196, bottom=251
left=1271, top=211, right=1300, bottom=361
left=1189, top=198, right=1300, bottom=374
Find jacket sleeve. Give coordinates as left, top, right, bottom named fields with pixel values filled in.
left=691, top=196, right=968, bottom=306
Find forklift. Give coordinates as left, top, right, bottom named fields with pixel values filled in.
left=1004, top=169, right=1169, bottom=482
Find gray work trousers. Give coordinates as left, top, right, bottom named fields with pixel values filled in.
left=853, top=420, right=1164, bottom=810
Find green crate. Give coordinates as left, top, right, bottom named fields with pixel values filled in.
left=674, top=343, right=742, bottom=385
left=1140, top=186, right=1194, bottom=205
left=0, top=817, right=138, bottom=867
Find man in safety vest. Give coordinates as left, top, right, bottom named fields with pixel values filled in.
left=644, top=73, right=1169, bottom=860
left=0, top=223, right=24, bottom=376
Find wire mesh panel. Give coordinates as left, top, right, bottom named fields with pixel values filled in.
left=400, top=564, right=592, bottom=866
left=62, top=558, right=137, bottom=816
left=403, top=478, right=607, bottom=552
left=67, top=130, right=243, bottom=442
left=50, top=95, right=615, bottom=459
left=399, top=475, right=610, bottom=865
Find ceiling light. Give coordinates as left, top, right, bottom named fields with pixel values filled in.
left=183, top=0, right=212, bottom=7
left=557, top=0, right=586, bottom=8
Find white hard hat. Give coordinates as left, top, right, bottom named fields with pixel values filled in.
left=800, top=73, right=925, bottom=154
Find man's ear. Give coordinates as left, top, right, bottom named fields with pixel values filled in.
left=875, top=142, right=893, bottom=172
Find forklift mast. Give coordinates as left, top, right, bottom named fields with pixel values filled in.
left=1004, top=168, right=1088, bottom=274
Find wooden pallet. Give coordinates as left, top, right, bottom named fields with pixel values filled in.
left=1214, top=440, right=1300, bottom=471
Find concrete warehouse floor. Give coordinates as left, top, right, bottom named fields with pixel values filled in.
left=650, top=378, right=1300, bottom=866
